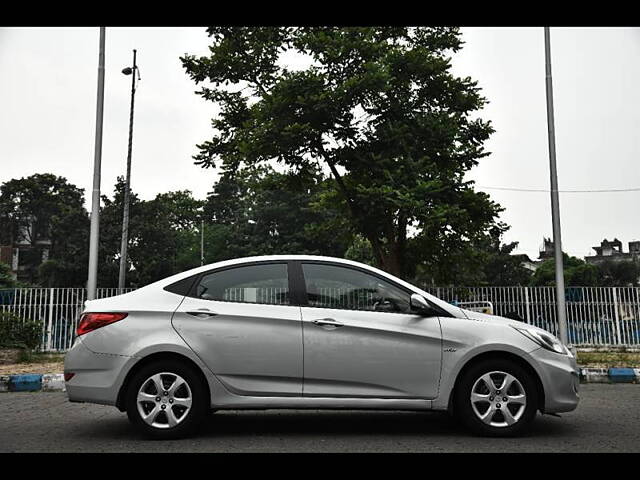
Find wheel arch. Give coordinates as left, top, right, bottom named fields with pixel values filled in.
left=115, top=351, right=211, bottom=412
left=446, top=350, right=546, bottom=415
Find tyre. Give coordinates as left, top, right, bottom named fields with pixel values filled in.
left=454, top=358, right=538, bottom=437
left=125, top=360, right=208, bottom=439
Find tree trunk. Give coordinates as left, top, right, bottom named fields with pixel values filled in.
left=367, top=236, right=402, bottom=277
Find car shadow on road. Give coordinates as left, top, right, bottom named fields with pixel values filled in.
left=74, top=409, right=577, bottom=443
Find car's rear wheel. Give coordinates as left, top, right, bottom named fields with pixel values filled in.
left=454, top=358, right=538, bottom=437
left=126, top=360, right=207, bottom=439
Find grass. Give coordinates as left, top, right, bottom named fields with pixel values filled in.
left=12, top=350, right=65, bottom=364
left=0, top=351, right=65, bottom=375
left=576, top=351, right=640, bottom=368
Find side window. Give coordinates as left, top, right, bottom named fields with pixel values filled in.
left=193, top=263, right=290, bottom=305
left=302, top=263, right=410, bottom=313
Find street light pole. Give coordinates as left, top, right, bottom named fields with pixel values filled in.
left=544, top=27, right=569, bottom=346
left=118, top=49, right=140, bottom=292
left=200, top=219, right=205, bottom=266
left=87, top=27, right=106, bottom=301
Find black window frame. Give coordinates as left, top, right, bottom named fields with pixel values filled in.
left=163, top=258, right=451, bottom=316
left=292, top=260, right=451, bottom=317
left=168, top=260, right=301, bottom=306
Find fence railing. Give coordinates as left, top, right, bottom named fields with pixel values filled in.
left=0, top=288, right=135, bottom=352
left=1, top=286, right=639, bottom=351
left=422, top=286, right=640, bottom=347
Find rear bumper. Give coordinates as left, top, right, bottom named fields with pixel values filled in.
left=526, top=347, right=580, bottom=413
left=64, top=337, right=135, bottom=406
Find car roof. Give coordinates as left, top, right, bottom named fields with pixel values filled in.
left=145, top=254, right=463, bottom=317
left=154, top=255, right=379, bottom=286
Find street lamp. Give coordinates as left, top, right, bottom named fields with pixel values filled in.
left=543, top=27, right=569, bottom=349
left=118, top=49, right=141, bottom=292
left=87, top=27, right=106, bottom=301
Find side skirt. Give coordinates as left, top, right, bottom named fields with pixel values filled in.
left=211, top=396, right=432, bottom=411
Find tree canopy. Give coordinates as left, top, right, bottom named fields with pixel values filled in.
left=0, top=173, right=89, bottom=286
left=182, top=27, right=504, bottom=278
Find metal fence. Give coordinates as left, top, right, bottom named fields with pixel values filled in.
left=1, top=286, right=639, bottom=351
left=0, top=288, right=134, bottom=352
left=423, top=286, right=640, bottom=347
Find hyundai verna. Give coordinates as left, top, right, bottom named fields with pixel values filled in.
left=64, top=255, right=579, bottom=439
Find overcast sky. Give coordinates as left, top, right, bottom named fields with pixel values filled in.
left=1, top=27, right=638, bottom=260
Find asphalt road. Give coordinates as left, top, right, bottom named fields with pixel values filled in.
left=1, top=384, right=639, bottom=452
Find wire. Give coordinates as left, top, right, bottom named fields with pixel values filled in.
left=477, top=185, right=640, bottom=193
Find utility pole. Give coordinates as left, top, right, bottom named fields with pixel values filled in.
left=544, top=27, right=569, bottom=346
left=118, top=49, right=140, bottom=292
left=200, top=219, right=205, bottom=266
left=87, top=27, right=106, bottom=301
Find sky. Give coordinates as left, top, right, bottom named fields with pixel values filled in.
left=0, top=27, right=639, bottom=260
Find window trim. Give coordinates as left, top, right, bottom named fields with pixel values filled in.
left=294, top=260, right=451, bottom=317
left=185, top=260, right=297, bottom=307
left=294, top=260, right=413, bottom=315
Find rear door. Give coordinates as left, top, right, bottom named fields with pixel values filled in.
left=298, top=261, right=442, bottom=399
left=172, top=262, right=303, bottom=396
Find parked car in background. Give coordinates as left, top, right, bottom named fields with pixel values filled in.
left=64, top=255, right=579, bottom=439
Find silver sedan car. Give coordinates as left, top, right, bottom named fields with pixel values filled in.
left=64, top=255, right=579, bottom=439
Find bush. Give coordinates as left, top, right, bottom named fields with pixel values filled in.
left=0, top=312, right=42, bottom=350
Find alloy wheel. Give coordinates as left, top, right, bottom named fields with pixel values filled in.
left=470, top=371, right=527, bottom=428
left=136, top=372, right=192, bottom=429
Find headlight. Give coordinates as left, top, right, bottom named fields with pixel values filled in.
left=512, top=326, right=572, bottom=356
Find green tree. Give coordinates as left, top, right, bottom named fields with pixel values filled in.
left=204, top=165, right=352, bottom=260
left=478, top=230, right=532, bottom=286
left=0, top=262, right=18, bottom=289
left=182, top=27, right=503, bottom=278
left=530, top=253, right=600, bottom=287
left=414, top=226, right=531, bottom=286
left=99, top=179, right=206, bottom=288
left=344, top=235, right=375, bottom=266
left=0, top=174, right=89, bottom=286
left=130, top=190, right=204, bottom=286
left=97, top=177, right=144, bottom=287
left=596, top=260, right=640, bottom=287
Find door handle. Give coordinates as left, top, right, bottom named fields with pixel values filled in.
left=312, top=318, right=344, bottom=328
left=186, top=310, right=217, bottom=318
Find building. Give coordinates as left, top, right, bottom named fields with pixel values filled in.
left=0, top=216, right=51, bottom=283
left=585, top=238, right=640, bottom=266
left=513, top=238, right=556, bottom=273
left=512, top=254, right=540, bottom=273
left=538, top=237, right=555, bottom=260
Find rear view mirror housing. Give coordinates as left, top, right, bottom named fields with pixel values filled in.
left=410, top=293, right=440, bottom=317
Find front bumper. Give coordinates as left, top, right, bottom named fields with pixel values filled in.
left=526, top=347, right=580, bottom=413
left=64, top=337, right=135, bottom=406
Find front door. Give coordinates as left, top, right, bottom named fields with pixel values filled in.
left=299, top=262, right=442, bottom=399
left=172, top=262, right=303, bottom=396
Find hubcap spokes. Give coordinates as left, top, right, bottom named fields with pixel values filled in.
left=470, top=371, right=526, bottom=428
left=137, top=372, right=192, bottom=429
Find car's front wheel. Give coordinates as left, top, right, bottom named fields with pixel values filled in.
left=454, top=358, right=538, bottom=437
left=125, top=360, right=208, bottom=439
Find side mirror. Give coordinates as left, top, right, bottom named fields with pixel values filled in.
left=410, top=293, right=438, bottom=316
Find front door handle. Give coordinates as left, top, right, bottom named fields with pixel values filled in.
left=312, top=318, right=344, bottom=328
left=186, top=310, right=217, bottom=318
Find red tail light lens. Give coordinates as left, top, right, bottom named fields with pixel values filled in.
left=76, top=312, right=128, bottom=336
left=64, top=373, right=75, bottom=382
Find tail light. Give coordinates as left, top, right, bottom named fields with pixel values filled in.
left=64, top=373, right=75, bottom=382
left=77, top=312, right=128, bottom=336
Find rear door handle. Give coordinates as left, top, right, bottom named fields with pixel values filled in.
left=187, top=310, right=217, bottom=318
left=312, top=318, right=344, bottom=328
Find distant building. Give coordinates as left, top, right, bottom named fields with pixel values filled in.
left=512, top=254, right=540, bottom=273
left=0, top=215, right=51, bottom=283
left=511, top=238, right=556, bottom=273
left=538, top=237, right=555, bottom=260
left=585, top=238, right=640, bottom=265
